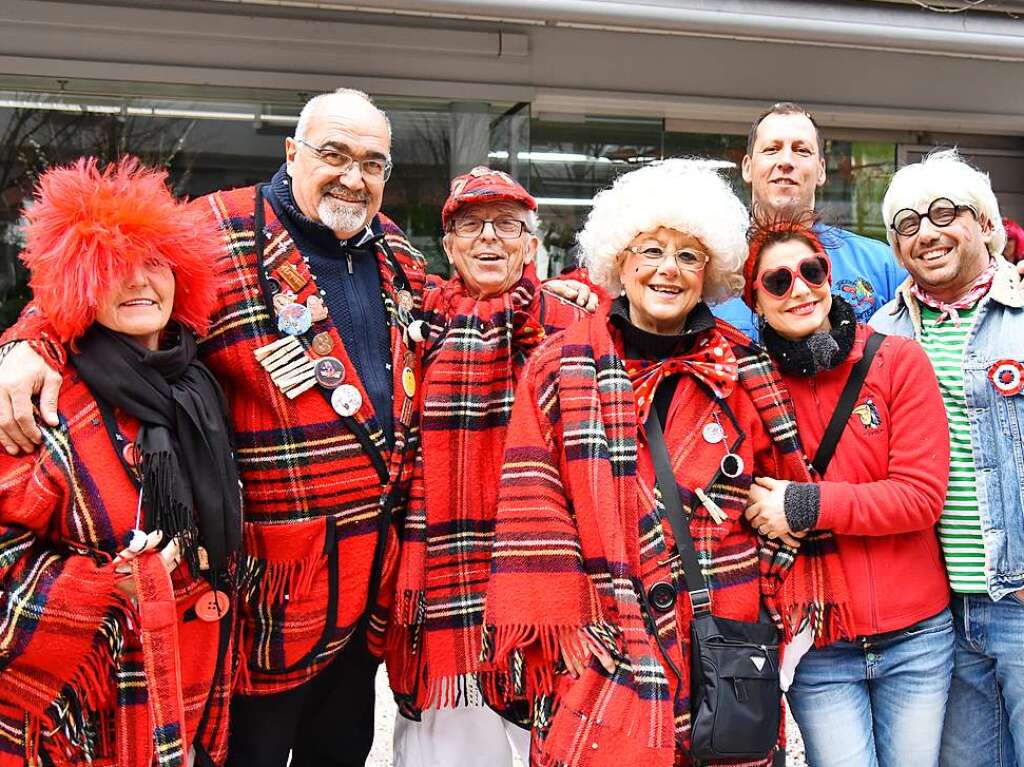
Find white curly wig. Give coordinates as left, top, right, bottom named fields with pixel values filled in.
left=577, top=159, right=749, bottom=304
left=882, top=148, right=1006, bottom=257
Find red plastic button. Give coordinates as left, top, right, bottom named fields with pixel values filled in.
left=195, top=590, right=230, bottom=622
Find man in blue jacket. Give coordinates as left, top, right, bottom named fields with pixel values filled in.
left=715, top=102, right=905, bottom=338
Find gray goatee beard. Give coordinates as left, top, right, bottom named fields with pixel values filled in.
left=318, top=195, right=369, bottom=234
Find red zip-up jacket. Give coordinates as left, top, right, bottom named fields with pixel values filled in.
left=781, top=324, right=951, bottom=636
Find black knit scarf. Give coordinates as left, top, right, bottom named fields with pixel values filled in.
left=761, top=295, right=857, bottom=377
left=71, top=323, right=242, bottom=579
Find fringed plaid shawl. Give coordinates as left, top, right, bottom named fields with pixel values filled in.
left=484, top=306, right=852, bottom=767
left=0, top=375, right=236, bottom=766
left=387, top=265, right=583, bottom=714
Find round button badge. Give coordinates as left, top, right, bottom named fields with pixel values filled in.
left=702, top=422, right=725, bottom=444
left=314, top=357, right=346, bottom=389
left=402, top=367, right=416, bottom=398
left=277, top=303, right=313, bottom=336
left=720, top=452, right=744, bottom=478
left=311, top=332, right=334, bottom=356
left=331, top=384, right=363, bottom=417
left=397, top=289, right=414, bottom=312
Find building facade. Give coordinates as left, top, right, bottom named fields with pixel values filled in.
left=1, top=0, right=1023, bottom=322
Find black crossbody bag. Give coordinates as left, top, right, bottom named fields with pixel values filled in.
left=643, top=332, right=885, bottom=760
left=645, top=387, right=781, bottom=760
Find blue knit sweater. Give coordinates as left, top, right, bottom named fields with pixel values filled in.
left=264, top=165, right=393, bottom=442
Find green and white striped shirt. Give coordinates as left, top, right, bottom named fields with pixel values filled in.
left=919, top=304, right=987, bottom=593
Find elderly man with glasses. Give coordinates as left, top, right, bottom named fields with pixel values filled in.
left=384, top=167, right=586, bottom=767
left=0, top=88, right=423, bottom=767
left=871, top=149, right=1024, bottom=767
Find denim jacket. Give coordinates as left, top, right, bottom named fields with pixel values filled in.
left=870, top=259, right=1024, bottom=601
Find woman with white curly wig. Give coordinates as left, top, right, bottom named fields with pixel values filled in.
left=484, top=160, right=851, bottom=766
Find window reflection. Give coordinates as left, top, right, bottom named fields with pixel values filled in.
left=0, top=91, right=923, bottom=331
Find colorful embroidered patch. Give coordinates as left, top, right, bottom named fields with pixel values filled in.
left=852, top=398, right=881, bottom=430
left=833, top=278, right=877, bottom=323
left=988, top=359, right=1024, bottom=397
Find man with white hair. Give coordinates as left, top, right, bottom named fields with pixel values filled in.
left=871, top=149, right=1024, bottom=767
left=386, top=166, right=586, bottom=767
left=0, top=88, right=425, bottom=766
left=714, top=102, right=906, bottom=339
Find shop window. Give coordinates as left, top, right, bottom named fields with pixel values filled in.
left=0, top=92, right=528, bottom=328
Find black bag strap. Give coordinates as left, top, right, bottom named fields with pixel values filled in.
left=645, top=380, right=712, bottom=615
left=811, top=331, right=885, bottom=477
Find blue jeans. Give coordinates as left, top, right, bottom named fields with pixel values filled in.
left=940, top=593, right=1024, bottom=767
left=787, top=609, right=953, bottom=767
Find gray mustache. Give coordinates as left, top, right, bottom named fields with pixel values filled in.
left=323, top=186, right=368, bottom=203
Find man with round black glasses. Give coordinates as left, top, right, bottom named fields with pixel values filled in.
left=872, top=149, right=1024, bottom=767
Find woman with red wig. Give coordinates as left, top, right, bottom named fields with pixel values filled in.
left=0, top=157, right=241, bottom=767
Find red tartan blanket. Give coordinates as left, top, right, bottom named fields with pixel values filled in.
left=386, top=265, right=583, bottom=713
left=0, top=375, right=235, bottom=766
left=484, top=306, right=852, bottom=766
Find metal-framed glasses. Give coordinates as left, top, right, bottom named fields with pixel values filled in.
left=294, top=138, right=393, bottom=182
left=890, top=197, right=977, bottom=237
left=449, top=217, right=529, bottom=239
left=626, top=245, right=710, bottom=272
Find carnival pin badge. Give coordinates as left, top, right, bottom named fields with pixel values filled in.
left=277, top=302, right=313, bottom=336
left=307, top=294, right=329, bottom=323
left=989, top=359, right=1024, bottom=397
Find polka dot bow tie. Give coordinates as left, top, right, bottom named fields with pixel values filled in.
left=626, top=330, right=738, bottom=423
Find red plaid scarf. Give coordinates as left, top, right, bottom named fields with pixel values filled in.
left=909, top=258, right=996, bottom=327
left=387, top=265, right=580, bottom=712
left=485, top=307, right=852, bottom=765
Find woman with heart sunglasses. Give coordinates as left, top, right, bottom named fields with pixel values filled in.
left=741, top=213, right=953, bottom=767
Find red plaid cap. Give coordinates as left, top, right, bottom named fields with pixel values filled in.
left=441, top=166, right=536, bottom=230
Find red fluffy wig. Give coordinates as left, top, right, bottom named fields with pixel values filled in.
left=20, top=156, right=222, bottom=345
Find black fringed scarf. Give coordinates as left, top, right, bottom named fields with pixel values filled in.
left=71, top=323, right=242, bottom=579
left=761, top=296, right=857, bottom=377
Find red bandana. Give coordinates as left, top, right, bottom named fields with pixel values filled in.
left=910, top=259, right=996, bottom=327
left=624, top=329, right=738, bottom=422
